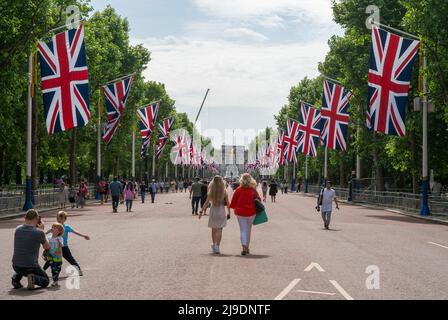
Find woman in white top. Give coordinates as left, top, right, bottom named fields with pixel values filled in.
left=199, top=175, right=230, bottom=254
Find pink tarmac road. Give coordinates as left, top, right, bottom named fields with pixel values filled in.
left=1, top=189, right=447, bottom=300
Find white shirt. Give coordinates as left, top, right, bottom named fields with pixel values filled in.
left=321, top=188, right=336, bottom=212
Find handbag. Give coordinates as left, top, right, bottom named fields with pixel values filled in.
left=254, top=198, right=265, bottom=214
left=253, top=209, right=268, bottom=225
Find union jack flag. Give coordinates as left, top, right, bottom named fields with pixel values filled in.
left=284, top=118, right=301, bottom=163
left=37, top=24, right=90, bottom=134
left=156, top=117, right=175, bottom=159
left=321, top=80, right=353, bottom=151
left=367, top=25, right=419, bottom=136
left=297, top=103, right=322, bottom=157
left=171, top=131, right=190, bottom=165
left=189, top=140, right=202, bottom=167
left=137, top=101, right=160, bottom=157
left=102, top=75, right=134, bottom=144
left=276, top=129, right=286, bottom=166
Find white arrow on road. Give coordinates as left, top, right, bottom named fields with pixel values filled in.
left=304, top=262, right=325, bottom=272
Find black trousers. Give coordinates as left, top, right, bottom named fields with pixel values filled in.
left=12, top=265, right=49, bottom=288
left=43, top=260, right=62, bottom=282
left=112, top=195, right=119, bottom=210
left=62, top=246, right=81, bottom=270
left=191, top=196, right=201, bottom=214
left=150, top=192, right=155, bottom=203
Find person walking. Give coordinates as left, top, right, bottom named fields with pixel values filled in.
left=229, top=173, right=261, bottom=256
left=199, top=176, right=230, bottom=254
left=284, top=180, right=288, bottom=194
left=190, top=178, right=203, bottom=215
left=11, top=209, right=51, bottom=290
left=57, top=181, right=67, bottom=209
left=279, top=181, right=284, bottom=194
left=109, top=177, right=123, bottom=213
left=149, top=179, right=158, bottom=203
left=269, top=180, right=278, bottom=203
left=104, top=180, right=110, bottom=203
left=140, top=181, right=147, bottom=203
left=317, top=181, right=339, bottom=230
left=123, top=182, right=136, bottom=212
left=261, top=180, right=268, bottom=202
left=200, top=180, right=209, bottom=213
left=184, top=180, right=189, bottom=193
left=77, top=182, right=88, bottom=208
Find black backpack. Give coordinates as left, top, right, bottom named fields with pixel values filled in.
left=318, top=188, right=325, bottom=206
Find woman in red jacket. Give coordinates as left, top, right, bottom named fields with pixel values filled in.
left=229, top=173, right=261, bottom=255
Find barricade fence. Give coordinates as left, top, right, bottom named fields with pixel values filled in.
left=0, top=185, right=96, bottom=216
left=305, top=185, right=448, bottom=216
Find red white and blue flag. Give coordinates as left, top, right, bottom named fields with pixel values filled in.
left=137, top=101, right=160, bottom=157
left=102, top=75, right=134, bottom=144
left=284, top=118, right=301, bottom=163
left=321, top=80, right=353, bottom=151
left=276, top=129, right=286, bottom=166
left=37, top=24, right=90, bottom=134
left=366, top=25, right=419, bottom=136
left=298, top=102, right=322, bottom=157
left=156, top=116, right=175, bottom=159
left=171, top=131, right=190, bottom=165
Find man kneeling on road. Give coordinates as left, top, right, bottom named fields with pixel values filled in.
left=11, top=209, right=51, bottom=289
left=317, top=181, right=339, bottom=230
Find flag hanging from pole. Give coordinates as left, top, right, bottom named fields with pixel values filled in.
left=297, top=102, right=322, bottom=157
left=171, top=131, right=190, bottom=165
left=366, top=25, right=419, bottom=136
left=276, top=129, right=286, bottom=167
left=137, top=101, right=160, bottom=157
left=37, top=24, right=90, bottom=134
left=156, top=116, right=175, bottom=159
left=321, top=79, right=353, bottom=151
left=102, top=75, right=134, bottom=144
left=283, top=118, right=301, bottom=163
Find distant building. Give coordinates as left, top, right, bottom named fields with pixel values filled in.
left=217, top=145, right=247, bottom=179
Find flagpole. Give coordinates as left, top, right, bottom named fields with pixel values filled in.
left=152, top=143, right=156, bottom=179
left=304, top=156, right=309, bottom=193
left=420, top=50, right=430, bottom=216
left=132, top=127, right=135, bottom=180
left=100, top=73, right=136, bottom=86
left=324, top=147, right=328, bottom=186
left=23, top=53, right=33, bottom=211
left=95, top=88, right=102, bottom=200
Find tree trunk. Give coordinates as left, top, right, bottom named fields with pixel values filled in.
left=69, top=128, right=77, bottom=186
left=0, top=148, right=4, bottom=186
left=31, top=94, right=38, bottom=191
left=15, top=164, right=22, bottom=185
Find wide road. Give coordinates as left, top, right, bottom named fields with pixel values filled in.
left=1, top=188, right=447, bottom=300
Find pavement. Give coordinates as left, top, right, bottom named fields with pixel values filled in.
left=1, top=188, right=447, bottom=300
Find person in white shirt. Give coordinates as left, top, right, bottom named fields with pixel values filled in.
left=317, top=181, right=339, bottom=230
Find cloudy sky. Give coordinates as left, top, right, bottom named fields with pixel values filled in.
left=90, top=0, right=343, bottom=147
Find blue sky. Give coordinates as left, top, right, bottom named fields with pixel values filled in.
left=90, top=0, right=343, bottom=147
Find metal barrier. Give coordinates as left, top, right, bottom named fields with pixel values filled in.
left=0, top=185, right=96, bottom=216
left=304, top=185, right=447, bottom=216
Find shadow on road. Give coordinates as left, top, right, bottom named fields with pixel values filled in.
left=366, top=215, right=435, bottom=225
left=322, top=228, right=341, bottom=232
left=7, top=287, right=48, bottom=297
left=235, top=254, right=271, bottom=259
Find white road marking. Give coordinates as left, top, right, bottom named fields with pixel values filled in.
left=428, top=241, right=448, bottom=249
left=304, top=262, right=325, bottom=272
left=274, top=279, right=301, bottom=300
left=329, top=280, right=354, bottom=300
left=296, top=290, right=336, bottom=296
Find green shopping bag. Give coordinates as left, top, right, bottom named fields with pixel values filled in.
left=253, top=209, right=268, bottom=225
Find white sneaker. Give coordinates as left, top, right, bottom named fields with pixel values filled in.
left=51, top=281, right=59, bottom=287
left=27, top=274, right=35, bottom=290
left=215, top=245, right=220, bottom=254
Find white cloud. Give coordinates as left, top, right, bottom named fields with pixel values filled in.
left=222, top=27, right=268, bottom=42
left=134, top=36, right=328, bottom=111
left=194, top=0, right=334, bottom=22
